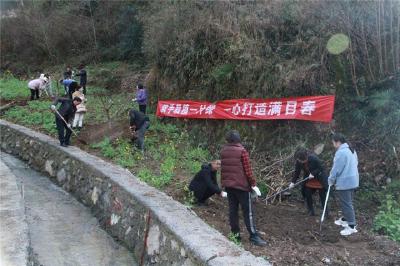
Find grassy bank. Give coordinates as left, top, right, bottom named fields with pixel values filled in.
left=1, top=75, right=399, bottom=243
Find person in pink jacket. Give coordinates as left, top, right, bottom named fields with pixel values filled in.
left=28, top=78, right=48, bottom=100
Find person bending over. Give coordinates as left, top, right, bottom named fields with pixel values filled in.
left=290, top=148, right=329, bottom=216
left=189, top=160, right=227, bottom=206
left=129, top=109, right=150, bottom=151
left=28, top=77, right=48, bottom=100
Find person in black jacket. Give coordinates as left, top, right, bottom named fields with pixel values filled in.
left=50, top=97, right=82, bottom=147
left=76, top=64, right=87, bottom=94
left=129, top=109, right=150, bottom=151
left=290, top=148, right=329, bottom=216
left=189, top=160, right=226, bottom=205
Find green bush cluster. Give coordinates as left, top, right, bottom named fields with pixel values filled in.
left=91, top=115, right=212, bottom=190
left=373, top=195, right=400, bottom=242
left=0, top=74, right=29, bottom=100
left=3, top=100, right=57, bottom=135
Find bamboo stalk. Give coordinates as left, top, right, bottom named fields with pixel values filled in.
left=390, top=0, right=396, bottom=72
left=397, top=3, right=400, bottom=68
left=377, top=1, right=384, bottom=76
left=383, top=1, right=389, bottom=74
left=362, top=18, right=375, bottom=81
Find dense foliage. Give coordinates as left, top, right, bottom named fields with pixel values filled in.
left=1, top=0, right=399, bottom=241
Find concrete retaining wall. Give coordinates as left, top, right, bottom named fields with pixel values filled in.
left=0, top=120, right=269, bottom=266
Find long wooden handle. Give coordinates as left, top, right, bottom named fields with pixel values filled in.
left=54, top=109, right=78, bottom=137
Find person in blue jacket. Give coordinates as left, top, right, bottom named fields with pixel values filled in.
left=328, top=133, right=359, bottom=236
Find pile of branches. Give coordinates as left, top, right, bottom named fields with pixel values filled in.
left=252, top=148, right=297, bottom=203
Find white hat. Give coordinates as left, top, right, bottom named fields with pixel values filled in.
left=39, top=73, right=45, bottom=80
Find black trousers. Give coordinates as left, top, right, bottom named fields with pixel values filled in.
left=226, top=187, right=257, bottom=236
left=194, top=188, right=216, bottom=204
left=139, top=104, right=147, bottom=114
left=55, top=117, right=72, bottom=145
left=30, top=89, right=39, bottom=100
left=302, top=185, right=327, bottom=214
left=81, top=84, right=86, bottom=95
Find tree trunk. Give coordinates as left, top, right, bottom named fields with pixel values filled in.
left=377, top=1, right=384, bottom=77
left=382, top=1, right=388, bottom=74
left=390, top=0, right=396, bottom=72
left=362, top=18, right=375, bottom=81
left=88, top=2, right=98, bottom=55
left=397, top=3, right=400, bottom=69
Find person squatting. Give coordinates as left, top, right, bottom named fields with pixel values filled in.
left=189, top=130, right=360, bottom=247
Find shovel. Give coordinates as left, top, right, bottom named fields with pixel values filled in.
left=54, top=109, right=88, bottom=145
left=265, top=176, right=312, bottom=204
left=320, top=185, right=331, bottom=231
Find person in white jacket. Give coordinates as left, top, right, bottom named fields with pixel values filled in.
left=71, top=88, right=87, bottom=130
left=28, top=77, right=48, bottom=100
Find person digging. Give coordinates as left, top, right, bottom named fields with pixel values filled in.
left=220, top=130, right=267, bottom=247
left=50, top=97, right=82, bottom=147
left=189, top=160, right=227, bottom=206
left=290, top=147, right=329, bottom=216
left=129, top=109, right=150, bottom=152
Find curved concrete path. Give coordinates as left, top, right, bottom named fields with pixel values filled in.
left=0, top=153, right=137, bottom=266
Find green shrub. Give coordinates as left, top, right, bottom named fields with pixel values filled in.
left=0, top=76, right=30, bottom=100
left=91, top=138, right=117, bottom=158
left=3, top=100, right=57, bottom=135
left=183, top=184, right=196, bottom=207
left=228, top=232, right=242, bottom=246
left=137, top=168, right=172, bottom=189
left=373, top=195, right=400, bottom=242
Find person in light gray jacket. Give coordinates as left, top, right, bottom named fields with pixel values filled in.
left=328, top=133, right=359, bottom=236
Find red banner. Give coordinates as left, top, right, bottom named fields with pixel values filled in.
left=156, top=95, right=335, bottom=123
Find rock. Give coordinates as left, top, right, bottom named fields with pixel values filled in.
left=374, top=174, right=385, bottom=184
left=45, top=160, right=54, bottom=176
left=110, top=214, right=120, bottom=225
left=91, top=187, right=99, bottom=205
left=147, top=225, right=160, bottom=256
left=56, top=168, right=67, bottom=183
left=180, top=247, right=186, bottom=258
left=322, top=257, right=331, bottom=264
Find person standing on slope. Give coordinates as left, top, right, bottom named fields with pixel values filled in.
left=220, top=130, right=267, bottom=247
left=328, top=133, right=359, bottom=236
left=75, top=64, right=87, bottom=94
left=132, top=84, right=147, bottom=114
left=50, top=97, right=82, bottom=147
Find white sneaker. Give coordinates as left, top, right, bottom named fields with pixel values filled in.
left=340, top=225, right=358, bottom=236
left=334, top=217, right=348, bottom=227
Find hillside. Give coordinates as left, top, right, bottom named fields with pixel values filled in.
left=1, top=1, right=399, bottom=265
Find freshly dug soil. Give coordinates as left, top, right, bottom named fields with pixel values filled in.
left=169, top=189, right=400, bottom=265
left=78, top=119, right=131, bottom=144
left=77, top=119, right=400, bottom=266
